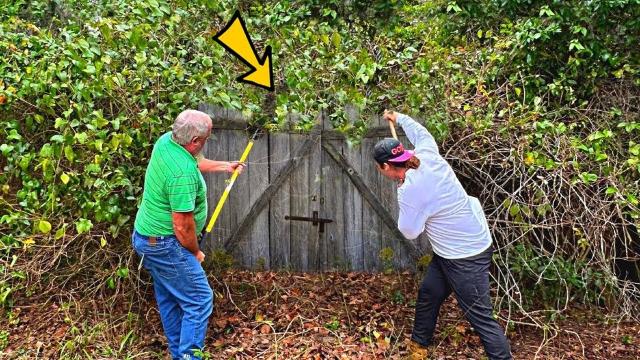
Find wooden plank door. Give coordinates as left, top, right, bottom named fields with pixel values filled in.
left=199, top=104, right=426, bottom=272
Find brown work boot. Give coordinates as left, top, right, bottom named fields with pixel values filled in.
left=408, top=340, right=430, bottom=360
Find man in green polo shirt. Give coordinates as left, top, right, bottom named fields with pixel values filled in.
left=132, top=109, right=243, bottom=359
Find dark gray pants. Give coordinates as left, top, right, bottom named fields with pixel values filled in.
left=411, top=247, right=512, bottom=360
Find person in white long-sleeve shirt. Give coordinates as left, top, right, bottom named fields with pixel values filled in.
left=373, top=110, right=512, bottom=360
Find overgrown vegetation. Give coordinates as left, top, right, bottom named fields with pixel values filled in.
left=1, top=0, right=639, bottom=356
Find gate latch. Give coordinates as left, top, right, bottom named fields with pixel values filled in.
left=285, top=211, right=333, bottom=233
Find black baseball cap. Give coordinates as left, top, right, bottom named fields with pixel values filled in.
left=373, top=138, right=415, bottom=164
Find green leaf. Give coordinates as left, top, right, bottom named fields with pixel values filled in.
left=539, top=6, right=555, bottom=17
left=38, top=220, right=52, bottom=234
left=83, top=65, right=96, bottom=74
left=7, top=130, right=22, bottom=141
left=0, top=287, right=12, bottom=305
left=54, top=118, right=68, bottom=129
left=93, top=139, right=104, bottom=152
left=63, top=108, right=73, bottom=118
left=60, top=173, right=70, bottom=184
left=613, top=68, right=625, bottom=78
left=93, top=116, right=109, bottom=129
left=106, top=277, right=116, bottom=289
left=64, top=145, right=75, bottom=162
left=55, top=225, right=66, bottom=240
left=446, top=1, right=462, bottom=13
left=116, top=267, right=129, bottom=278
left=50, top=135, right=65, bottom=143
left=218, top=92, right=231, bottom=103
left=85, top=163, right=101, bottom=174
left=74, top=132, right=88, bottom=144
left=331, top=32, right=341, bottom=48
left=134, top=51, right=147, bottom=64
left=75, top=218, right=93, bottom=234
left=536, top=204, right=551, bottom=216
left=100, top=237, right=107, bottom=248
left=569, top=39, right=585, bottom=51
left=579, top=172, right=598, bottom=183
left=0, top=144, right=14, bottom=156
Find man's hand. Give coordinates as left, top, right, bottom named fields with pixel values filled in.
left=383, top=109, right=397, bottom=124
left=198, top=159, right=244, bottom=173
left=196, top=250, right=205, bottom=263
left=227, top=161, right=245, bottom=174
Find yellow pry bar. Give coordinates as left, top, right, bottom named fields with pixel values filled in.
left=205, top=140, right=254, bottom=233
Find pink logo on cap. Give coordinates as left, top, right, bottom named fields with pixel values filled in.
left=388, top=143, right=414, bottom=163
left=391, top=144, right=405, bottom=155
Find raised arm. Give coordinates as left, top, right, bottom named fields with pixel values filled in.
left=392, top=112, right=439, bottom=154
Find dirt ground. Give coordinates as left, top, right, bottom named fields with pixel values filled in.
left=2, top=271, right=638, bottom=359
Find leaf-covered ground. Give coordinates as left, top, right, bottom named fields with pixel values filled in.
left=2, top=271, right=638, bottom=359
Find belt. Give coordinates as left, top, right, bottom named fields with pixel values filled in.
left=137, top=231, right=203, bottom=246
left=137, top=232, right=172, bottom=245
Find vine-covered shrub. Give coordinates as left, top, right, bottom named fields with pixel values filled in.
left=1, top=0, right=639, bottom=319
left=447, top=0, right=640, bottom=104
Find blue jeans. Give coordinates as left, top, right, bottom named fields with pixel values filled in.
left=132, top=230, right=214, bottom=360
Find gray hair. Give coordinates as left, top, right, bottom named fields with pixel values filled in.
left=172, top=110, right=212, bottom=145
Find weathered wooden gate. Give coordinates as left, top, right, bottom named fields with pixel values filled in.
left=199, top=104, right=429, bottom=272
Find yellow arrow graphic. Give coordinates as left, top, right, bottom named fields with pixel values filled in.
left=214, top=11, right=274, bottom=91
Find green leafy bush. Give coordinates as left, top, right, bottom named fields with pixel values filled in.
left=499, top=243, right=614, bottom=308
left=446, top=0, right=640, bottom=104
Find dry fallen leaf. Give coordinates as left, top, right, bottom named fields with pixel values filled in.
left=213, top=338, right=224, bottom=347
